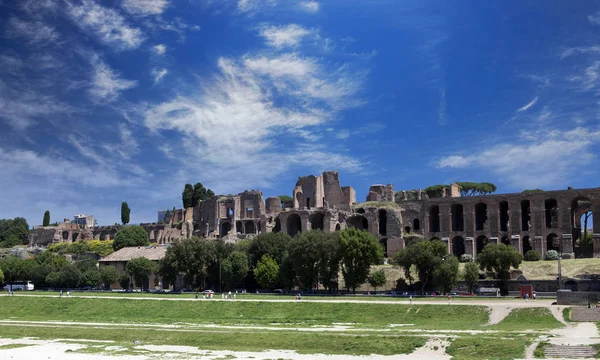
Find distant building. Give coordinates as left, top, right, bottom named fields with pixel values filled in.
left=99, top=245, right=168, bottom=290
left=73, top=214, right=95, bottom=229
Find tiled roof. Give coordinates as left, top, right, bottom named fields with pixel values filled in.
left=99, top=246, right=167, bottom=262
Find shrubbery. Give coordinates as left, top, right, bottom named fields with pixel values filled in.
left=524, top=250, right=541, bottom=261
left=460, top=254, right=473, bottom=263
left=545, top=250, right=559, bottom=261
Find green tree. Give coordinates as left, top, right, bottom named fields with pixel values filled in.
left=31, top=251, right=69, bottom=287
left=288, top=231, right=323, bottom=289
left=317, top=232, right=341, bottom=292
left=463, top=261, right=480, bottom=294
left=423, top=185, right=449, bottom=199
left=121, top=202, right=131, bottom=225
left=433, top=255, right=459, bottom=294
left=81, top=268, right=101, bottom=288
left=157, top=257, right=178, bottom=289
left=222, top=251, right=249, bottom=290
left=368, top=269, right=387, bottom=292
left=126, top=257, right=158, bottom=290
left=0, top=218, right=30, bottom=248
left=254, top=254, right=279, bottom=289
left=100, top=266, right=121, bottom=289
left=113, top=226, right=149, bottom=251
left=395, top=240, right=448, bottom=294
left=522, top=189, right=544, bottom=194
left=45, top=272, right=61, bottom=287
left=477, top=243, right=523, bottom=295
left=248, top=232, right=291, bottom=267
left=161, top=237, right=217, bottom=289
left=278, top=195, right=293, bottom=208
left=191, top=183, right=215, bottom=207
left=119, top=274, right=131, bottom=289
left=43, top=211, right=51, bottom=227
left=59, top=264, right=82, bottom=288
left=455, top=182, right=497, bottom=196
left=0, top=268, right=4, bottom=284
left=0, top=256, right=30, bottom=289
left=338, top=228, right=384, bottom=293
left=182, top=184, right=194, bottom=208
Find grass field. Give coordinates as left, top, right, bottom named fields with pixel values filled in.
left=446, top=336, right=532, bottom=360
left=490, top=308, right=563, bottom=331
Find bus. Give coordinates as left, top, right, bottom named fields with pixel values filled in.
left=3, top=281, right=34, bottom=291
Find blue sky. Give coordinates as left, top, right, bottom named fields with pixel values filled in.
left=1, top=0, right=600, bottom=227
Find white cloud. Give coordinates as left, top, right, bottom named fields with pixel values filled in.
left=5, top=17, right=60, bottom=44
left=151, top=67, right=168, bottom=84
left=561, top=46, right=600, bottom=59
left=68, top=0, right=145, bottom=50
left=259, top=24, right=312, bottom=48
left=237, top=0, right=277, bottom=14
left=568, top=61, right=600, bottom=91
left=436, top=127, right=600, bottom=189
left=438, top=89, right=446, bottom=125
left=299, top=1, right=319, bottom=12
left=517, top=96, right=538, bottom=112
left=122, top=0, right=169, bottom=16
left=589, top=11, right=600, bottom=25
left=89, top=59, right=137, bottom=102
left=153, top=44, right=167, bottom=55
left=244, top=53, right=317, bottom=78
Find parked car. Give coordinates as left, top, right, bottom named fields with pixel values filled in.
left=273, top=289, right=285, bottom=294
left=201, top=290, right=214, bottom=295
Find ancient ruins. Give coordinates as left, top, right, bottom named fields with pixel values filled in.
left=29, top=171, right=600, bottom=259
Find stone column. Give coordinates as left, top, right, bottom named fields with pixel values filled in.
left=465, top=237, right=474, bottom=257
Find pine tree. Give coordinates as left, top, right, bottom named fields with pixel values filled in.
left=43, top=211, right=50, bottom=227
left=121, top=202, right=131, bottom=225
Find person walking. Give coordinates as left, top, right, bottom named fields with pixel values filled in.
left=533, top=292, right=537, bottom=300
left=525, top=293, right=529, bottom=301
left=60, top=290, right=63, bottom=297
left=409, top=295, right=412, bottom=305
left=447, top=295, right=451, bottom=304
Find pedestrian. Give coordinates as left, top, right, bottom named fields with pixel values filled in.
left=67, top=291, right=70, bottom=297
left=195, top=292, right=199, bottom=300
left=525, top=293, right=529, bottom=301
left=409, top=295, right=412, bottom=305
left=533, top=292, right=537, bottom=300
left=234, top=293, right=236, bottom=300
left=295, top=294, right=298, bottom=301
left=299, top=294, right=302, bottom=301
left=447, top=295, right=451, bottom=304
left=60, top=290, right=63, bottom=297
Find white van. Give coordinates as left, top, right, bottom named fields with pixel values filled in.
left=3, top=281, right=34, bottom=291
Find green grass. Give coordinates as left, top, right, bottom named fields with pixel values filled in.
left=0, top=297, right=489, bottom=330
left=446, top=336, right=531, bottom=360
left=0, top=343, right=34, bottom=349
left=491, top=308, right=564, bottom=331
left=0, top=324, right=426, bottom=356
left=563, top=307, right=571, bottom=322
left=534, top=341, right=549, bottom=358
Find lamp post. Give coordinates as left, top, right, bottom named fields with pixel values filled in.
left=558, top=253, right=562, bottom=290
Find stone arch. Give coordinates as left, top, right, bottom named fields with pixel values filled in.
left=110, top=229, right=117, bottom=240
left=220, top=222, right=231, bottom=237
left=287, top=214, right=302, bottom=236
left=380, top=238, right=388, bottom=257
left=475, top=203, right=488, bottom=231
left=356, top=208, right=365, bottom=214
left=522, top=236, right=532, bottom=254
left=500, top=235, right=510, bottom=246
left=273, top=218, right=281, bottom=233
left=547, top=233, right=560, bottom=252
left=245, top=221, right=256, bottom=234
left=378, top=209, right=387, bottom=236
left=62, top=231, right=69, bottom=241
left=100, top=230, right=109, bottom=241
left=521, top=200, right=531, bottom=231
left=571, top=197, right=594, bottom=247
left=476, top=235, right=489, bottom=254
left=451, top=204, right=464, bottom=232
left=72, top=232, right=79, bottom=242
left=404, top=226, right=411, bottom=233
left=309, top=212, right=325, bottom=231
left=347, top=215, right=368, bottom=231
left=335, top=223, right=341, bottom=231
left=236, top=221, right=243, bottom=234
left=545, top=198, right=559, bottom=229
left=452, top=236, right=465, bottom=256
left=429, top=205, right=440, bottom=232
left=413, top=219, right=420, bottom=231
left=499, top=201, right=509, bottom=232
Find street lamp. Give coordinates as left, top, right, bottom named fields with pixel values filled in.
left=558, top=253, right=562, bottom=290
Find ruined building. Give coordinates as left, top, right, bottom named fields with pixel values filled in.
left=29, top=171, right=600, bottom=259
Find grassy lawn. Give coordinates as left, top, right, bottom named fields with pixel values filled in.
left=563, top=307, right=571, bottom=322
left=446, top=336, right=531, bottom=360
left=0, top=343, right=34, bottom=349
left=0, top=324, right=426, bottom=356
left=490, top=308, right=564, bottom=331
left=0, top=296, right=489, bottom=330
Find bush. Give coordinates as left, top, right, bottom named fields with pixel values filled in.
left=460, top=254, right=473, bottom=263
left=524, top=250, right=541, bottom=261
left=113, top=226, right=149, bottom=251
left=545, top=250, right=559, bottom=261
left=119, top=274, right=131, bottom=289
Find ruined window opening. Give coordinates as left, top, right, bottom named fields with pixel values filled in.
left=347, top=215, right=368, bottom=231
left=499, top=201, right=509, bottom=232
left=404, top=226, right=411, bottom=233
left=245, top=221, right=255, bottom=234
left=273, top=218, right=281, bottom=233
left=287, top=214, right=302, bottom=236
left=309, top=212, right=325, bottom=231
left=357, top=208, right=365, bottom=214
left=62, top=231, right=69, bottom=241
left=547, top=233, right=560, bottom=252
left=228, top=208, right=234, bottom=217
left=306, top=198, right=310, bottom=209
left=522, top=236, right=532, bottom=253
left=220, top=222, right=231, bottom=237
left=72, top=233, right=79, bottom=242
left=451, top=204, right=464, bottom=232
left=521, top=200, right=531, bottom=231
left=335, top=223, right=341, bottom=231
left=246, top=207, right=254, bottom=218
left=476, top=235, right=489, bottom=254
left=452, top=236, right=465, bottom=256
left=545, top=199, right=558, bottom=229
left=236, top=221, right=243, bottom=234
left=322, top=197, right=325, bottom=207
left=378, top=209, right=387, bottom=236
left=380, top=238, right=388, bottom=257
left=429, top=206, right=440, bottom=232
left=475, top=203, right=488, bottom=231
left=571, top=197, right=594, bottom=252
left=413, top=219, right=420, bottom=231
left=501, top=236, right=510, bottom=246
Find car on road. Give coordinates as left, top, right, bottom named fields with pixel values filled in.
left=201, top=290, right=214, bottom=295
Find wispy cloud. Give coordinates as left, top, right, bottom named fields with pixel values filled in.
left=259, top=24, right=312, bottom=48
left=517, top=96, right=538, bottom=112
left=153, top=44, right=167, bottom=55
left=437, top=89, right=446, bottom=125
left=89, top=58, right=137, bottom=102
left=151, top=67, right=168, bottom=84
left=237, top=0, right=277, bottom=14
left=122, top=0, right=169, bottom=16
left=299, top=1, right=319, bottom=13
left=67, top=0, right=145, bottom=50
left=5, top=17, right=60, bottom=44
left=589, top=11, right=600, bottom=25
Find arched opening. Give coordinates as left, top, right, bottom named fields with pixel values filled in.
left=287, top=214, right=302, bottom=236
left=521, top=200, right=531, bottom=231
left=452, top=236, right=465, bottom=256
left=571, top=197, right=594, bottom=255
left=523, top=236, right=532, bottom=253
left=273, top=218, right=281, bottom=233
left=236, top=221, right=243, bottom=234
left=110, top=229, right=117, bottom=240
left=413, top=219, right=420, bottom=231
left=72, top=232, right=79, bottom=242
left=295, top=192, right=303, bottom=209
left=476, top=235, right=489, bottom=254
left=404, top=226, right=411, bottom=233
left=429, top=206, right=440, bottom=232
left=500, top=235, right=510, bottom=246
left=245, top=221, right=255, bottom=234
left=499, top=201, right=509, bottom=232
left=378, top=209, right=387, bottom=236
left=475, top=203, right=488, bottom=231
left=356, top=208, right=365, bottom=214
left=547, top=233, right=560, bottom=252
left=451, top=204, right=464, bottom=232
left=62, top=231, right=69, bottom=241
left=220, top=222, right=231, bottom=237
left=380, top=238, right=388, bottom=257
left=100, top=230, right=109, bottom=241
left=309, top=212, right=325, bottom=231
left=335, top=223, right=341, bottom=231
left=545, top=199, right=558, bottom=229
left=347, top=215, right=368, bottom=231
